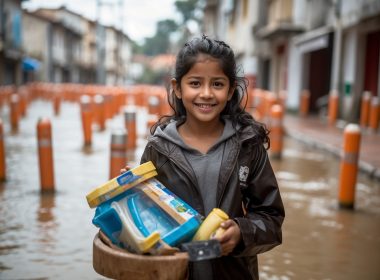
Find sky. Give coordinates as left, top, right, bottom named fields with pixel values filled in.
left=22, top=0, right=180, bottom=43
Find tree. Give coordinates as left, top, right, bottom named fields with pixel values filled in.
left=131, top=1, right=202, bottom=85
left=137, top=1, right=201, bottom=56
left=174, top=0, right=199, bottom=24
left=173, top=0, right=202, bottom=50
left=141, top=19, right=178, bottom=56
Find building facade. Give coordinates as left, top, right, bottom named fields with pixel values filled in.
left=1, top=3, right=133, bottom=86
left=202, top=0, right=380, bottom=123
left=0, top=0, right=25, bottom=86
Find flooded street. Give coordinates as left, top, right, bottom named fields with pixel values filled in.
left=264, top=140, right=380, bottom=280
left=0, top=100, right=379, bottom=280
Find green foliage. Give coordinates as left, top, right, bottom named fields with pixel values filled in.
left=131, top=41, right=144, bottom=54
left=140, top=19, right=178, bottom=56
left=175, top=0, right=199, bottom=23
left=133, top=0, right=201, bottom=85
left=156, top=19, right=178, bottom=34
left=138, top=1, right=200, bottom=55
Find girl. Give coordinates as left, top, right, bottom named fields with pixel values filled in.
left=140, top=35, right=285, bottom=280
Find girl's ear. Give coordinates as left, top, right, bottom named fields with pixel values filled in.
left=171, top=78, right=181, bottom=99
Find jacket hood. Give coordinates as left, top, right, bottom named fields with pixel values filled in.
left=154, top=117, right=238, bottom=153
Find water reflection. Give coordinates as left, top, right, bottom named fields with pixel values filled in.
left=37, top=193, right=57, bottom=256
left=264, top=139, right=380, bottom=279
left=38, top=193, right=55, bottom=223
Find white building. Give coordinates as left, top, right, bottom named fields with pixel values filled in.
left=203, top=0, right=380, bottom=123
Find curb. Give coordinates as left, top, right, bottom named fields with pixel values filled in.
left=285, top=129, right=380, bottom=182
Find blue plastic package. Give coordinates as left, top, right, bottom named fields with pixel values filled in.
left=92, top=178, right=202, bottom=253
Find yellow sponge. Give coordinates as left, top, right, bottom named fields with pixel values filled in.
left=86, top=161, right=157, bottom=208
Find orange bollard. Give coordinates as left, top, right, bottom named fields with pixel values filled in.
left=10, top=94, right=20, bottom=133
left=368, top=96, right=379, bottom=133
left=299, top=89, right=310, bottom=117
left=80, top=95, right=93, bottom=147
left=0, top=119, right=6, bottom=182
left=109, top=129, right=127, bottom=179
left=103, top=94, right=113, bottom=121
left=53, top=92, right=61, bottom=116
left=18, top=90, right=27, bottom=118
left=264, top=93, right=277, bottom=123
left=327, top=90, right=339, bottom=125
left=94, top=95, right=106, bottom=131
left=269, top=104, right=284, bottom=159
left=359, top=91, right=371, bottom=127
left=37, top=118, right=55, bottom=192
left=148, top=95, right=161, bottom=116
left=338, top=124, right=361, bottom=209
left=124, top=107, right=137, bottom=150
left=251, top=89, right=265, bottom=121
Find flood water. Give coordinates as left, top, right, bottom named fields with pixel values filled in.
left=0, top=100, right=379, bottom=280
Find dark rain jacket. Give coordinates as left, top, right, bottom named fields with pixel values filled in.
left=140, top=122, right=285, bottom=280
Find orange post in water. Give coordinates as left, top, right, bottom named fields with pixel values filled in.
left=264, top=93, right=277, bottom=123
left=148, top=95, right=161, bottom=116
left=109, top=129, right=127, bottom=179
left=124, top=107, right=137, bottom=150
left=53, top=92, right=61, bottom=116
left=328, top=90, right=339, bottom=125
left=94, top=95, right=106, bottom=131
left=368, top=96, right=379, bottom=133
left=269, top=104, right=284, bottom=159
left=0, top=120, right=6, bottom=181
left=80, top=95, right=93, bottom=147
left=338, top=124, right=361, bottom=209
left=18, top=90, right=27, bottom=118
left=37, top=118, right=55, bottom=192
left=359, top=91, right=371, bottom=127
left=299, top=89, right=310, bottom=117
left=10, top=94, right=20, bottom=132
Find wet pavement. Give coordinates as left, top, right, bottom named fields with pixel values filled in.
left=284, top=114, right=380, bottom=180
left=0, top=99, right=379, bottom=280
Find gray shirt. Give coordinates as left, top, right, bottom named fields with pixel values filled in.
left=155, top=118, right=237, bottom=280
left=156, top=119, right=236, bottom=215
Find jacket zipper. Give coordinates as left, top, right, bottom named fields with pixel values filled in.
left=217, top=139, right=240, bottom=208
left=152, top=143, right=202, bottom=199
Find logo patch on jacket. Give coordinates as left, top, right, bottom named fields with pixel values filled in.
left=239, top=166, right=249, bottom=183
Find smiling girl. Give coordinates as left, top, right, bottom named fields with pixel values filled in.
left=140, top=35, right=285, bottom=280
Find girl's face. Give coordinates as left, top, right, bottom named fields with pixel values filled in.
left=172, top=54, right=234, bottom=127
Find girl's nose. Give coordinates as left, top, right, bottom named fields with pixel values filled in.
left=200, top=86, right=212, bottom=98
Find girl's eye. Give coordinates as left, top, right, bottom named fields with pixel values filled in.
left=213, top=81, right=224, bottom=88
left=189, top=81, right=200, bottom=87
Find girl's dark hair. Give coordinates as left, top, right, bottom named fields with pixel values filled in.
left=151, top=35, right=270, bottom=147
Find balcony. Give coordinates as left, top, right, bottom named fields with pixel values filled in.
left=256, top=21, right=304, bottom=40
left=255, top=0, right=304, bottom=40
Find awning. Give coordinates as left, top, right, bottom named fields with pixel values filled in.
left=294, top=26, right=333, bottom=54
left=22, top=57, right=40, bottom=72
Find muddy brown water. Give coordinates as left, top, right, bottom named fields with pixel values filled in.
left=0, top=100, right=379, bottom=279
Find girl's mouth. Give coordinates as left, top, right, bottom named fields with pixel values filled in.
left=194, top=103, right=216, bottom=108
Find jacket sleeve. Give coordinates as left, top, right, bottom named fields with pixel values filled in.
left=233, top=144, right=285, bottom=256
left=140, top=143, right=151, bottom=164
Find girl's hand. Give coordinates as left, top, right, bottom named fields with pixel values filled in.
left=120, top=165, right=131, bottom=174
left=214, top=219, right=241, bottom=256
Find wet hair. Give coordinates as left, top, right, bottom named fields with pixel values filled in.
left=152, top=35, right=269, bottom=147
